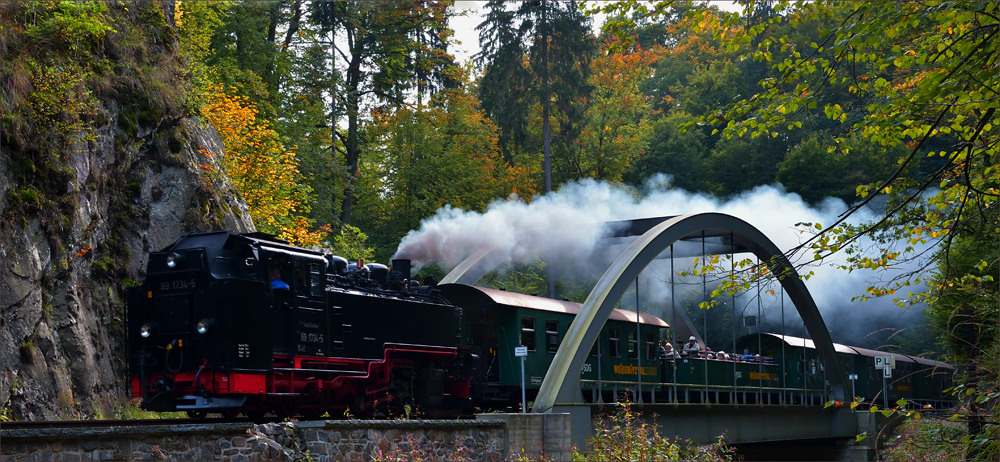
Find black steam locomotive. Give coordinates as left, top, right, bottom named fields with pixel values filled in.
left=127, top=231, right=474, bottom=419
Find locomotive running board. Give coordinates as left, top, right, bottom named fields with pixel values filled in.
left=272, top=367, right=368, bottom=375
left=174, top=395, right=247, bottom=410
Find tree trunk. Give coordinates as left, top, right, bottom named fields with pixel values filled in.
left=282, top=1, right=303, bottom=51
left=540, top=2, right=555, bottom=299
left=340, top=54, right=362, bottom=226
left=958, top=305, right=986, bottom=461
left=541, top=4, right=551, bottom=195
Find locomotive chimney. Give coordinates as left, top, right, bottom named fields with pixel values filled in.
left=391, top=259, right=411, bottom=284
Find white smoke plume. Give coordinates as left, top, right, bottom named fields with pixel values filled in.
left=393, top=176, right=932, bottom=348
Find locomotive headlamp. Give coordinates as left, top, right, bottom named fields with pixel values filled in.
left=140, top=323, right=153, bottom=338
left=196, top=318, right=214, bottom=335
left=166, top=253, right=182, bottom=268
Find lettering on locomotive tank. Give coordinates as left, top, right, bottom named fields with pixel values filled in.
left=300, top=321, right=320, bottom=329
left=159, top=279, right=196, bottom=291
left=237, top=343, right=250, bottom=358
left=298, top=332, right=324, bottom=343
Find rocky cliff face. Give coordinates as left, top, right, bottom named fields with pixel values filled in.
left=1, top=115, right=253, bottom=420
left=0, top=2, right=254, bottom=419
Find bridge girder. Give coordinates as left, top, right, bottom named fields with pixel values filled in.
left=532, top=212, right=846, bottom=413
left=440, top=212, right=846, bottom=419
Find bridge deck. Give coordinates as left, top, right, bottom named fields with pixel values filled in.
left=555, top=402, right=860, bottom=447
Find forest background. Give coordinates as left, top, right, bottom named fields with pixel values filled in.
left=0, top=0, right=995, bottom=457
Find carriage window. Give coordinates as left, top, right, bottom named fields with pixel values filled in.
left=545, top=320, right=559, bottom=353
left=609, top=328, right=621, bottom=358
left=627, top=331, right=638, bottom=359
left=521, top=317, right=536, bottom=351
left=645, top=332, right=657, bottom=361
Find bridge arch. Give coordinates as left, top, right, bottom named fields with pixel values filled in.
left=532, top=212, right=846, bottom=413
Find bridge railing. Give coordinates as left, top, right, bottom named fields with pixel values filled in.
left=580, top=378, right=830, bottom=406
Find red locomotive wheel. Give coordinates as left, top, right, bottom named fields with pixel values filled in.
left=273, top=397, right=299, bottom=419
left=244, top=409, right=267, bottom=422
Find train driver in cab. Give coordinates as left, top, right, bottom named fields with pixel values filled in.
left=270, top=267, right=290, bottom=290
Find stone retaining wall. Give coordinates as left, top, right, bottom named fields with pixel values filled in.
left=1, top=415, right=569, bottom=461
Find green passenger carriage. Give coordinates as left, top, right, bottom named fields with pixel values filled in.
left=734, top=334, right=954, bottom=408
left=437, top=284, right=667, bottom=407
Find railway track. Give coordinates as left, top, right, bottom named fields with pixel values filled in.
left=0, top=417, right=276, bottom=431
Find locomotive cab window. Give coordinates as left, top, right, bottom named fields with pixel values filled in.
left=294, top=260, right=325, bottom=299
left=609, top=328, right=621, bottom=358
left=268, top=258, right=291, bottom=291
left=545, top=320, right=559, bottom=353
left=521, top=317, right=536, bottom=351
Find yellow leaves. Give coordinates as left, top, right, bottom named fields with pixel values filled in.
left=202, top=85, right=327, bottom=246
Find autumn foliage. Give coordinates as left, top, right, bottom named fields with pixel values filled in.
left=201, top=85, right=328, bottom=246
left=576, top=42, right=664, bottom=180
left=357, top=84, right=537, bottom=250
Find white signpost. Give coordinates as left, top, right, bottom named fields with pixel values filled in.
left=874, top=355, right=895, bottom=370
left=875, top=355, right=895, bottom=408
left=515, top=346, right=528, bottom=413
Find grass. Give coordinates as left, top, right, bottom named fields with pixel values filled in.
left=881, top=418, right=965, bottom=462
left=90, top=394, right=185, bottom=420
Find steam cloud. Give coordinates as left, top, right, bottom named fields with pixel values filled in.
left=393, top=176, right=932, bottom=348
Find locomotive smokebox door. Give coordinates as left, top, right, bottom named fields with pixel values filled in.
left=216, top=279, right=271, bottom=370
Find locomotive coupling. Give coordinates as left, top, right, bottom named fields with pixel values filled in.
left=155, top=377, right=176, bottom=392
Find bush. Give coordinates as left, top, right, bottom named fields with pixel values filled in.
left=881, top=418, right=966, bottom=462
left=573, top=398, right=739, bottom=461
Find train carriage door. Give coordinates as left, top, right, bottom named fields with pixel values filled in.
left=291, top=259, right=328, bottom=356
left=269, top=258, right=293, bottom=353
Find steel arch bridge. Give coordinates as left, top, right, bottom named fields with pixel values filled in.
left=444, top=212, right=854, bottom=446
